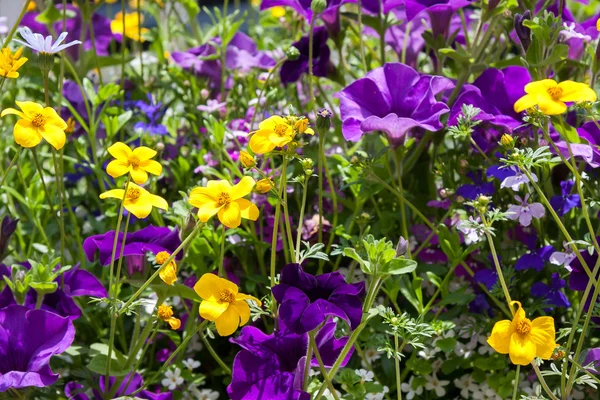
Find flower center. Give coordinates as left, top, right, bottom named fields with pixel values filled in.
left=157, top=304, right=173, bottom=320
left=128, top=155, right=141, bottom=168
left=31, top=113, right=46, bottom=128
left=127, top=187, right=142, bottom=201
left=217, top=192, right=231, bottom=206
left=155, top=251, right=170, bottom=265
left=516, top=318, right=532, bottom=335
left=274, top=123, right=288, bottom=137
left=219, top=288, right=235, bottom=303
left=547, top=86, right=563, bottom=101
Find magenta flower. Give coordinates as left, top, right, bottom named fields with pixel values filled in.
left=506, top=194, right=545, bottom=227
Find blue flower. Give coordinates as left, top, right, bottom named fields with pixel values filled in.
left=132, top=94, right=168, bottom=136
left=531, top=273, right=570, bottom=309
left=456, top=171, right=494, bottom=200
left=549, top=180, right=581, bottom=216
left=515, top=245, right=554, bottom=272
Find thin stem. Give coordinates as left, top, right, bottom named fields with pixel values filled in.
left=120, top=0, right=126, bottom=110
left=512, top=365, right=520, bottom=400
left=302, top=331, right=314, bottom=391
left=295, top=181, right=309, bottom=262
left=310, top=331, right=340, bottom=400
left=532, top=363, right=559, bottom=400
left=249, top=57, right=287, bottom=129
left=356, top=0, right=368, bottom=70
left=270, top=157, right=287, bottom=287
left=0, top=147, right=22, bottom=189
left=218, top=224, right=226, bottom=277
left=220, top=0, right=229, bottom=100
left=481, top=214, right=513, bottom=311
left=35, top=293, right=44, bottom=309
left=281, top=172, right=295, bottom=261
left=107, top=177, right=130, bottom=301
left=394, top=334, right=402, bottom=400
left=200, top=328, right=232, bottom=374
left=51, top=149, right=66, bottom=262
left=31, top=148, right=61, bottom=230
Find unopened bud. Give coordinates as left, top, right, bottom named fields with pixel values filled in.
left=500, top=133, right=514, bottom=149
left=239, top=151, right=256, bottom=169
left=200, top=89, right=210, bottom=99
left=316, top=108, right=332, bottom=132
left=285, top=46, right=300, bottom=61
left=65, top=117, right=76, bottom=135
left=514, top=11, right=532, bottom=51
left=396, top=237, right=408, bottom=257
left=478, top=195, right=490, bottom=206
left=156, top=142, right=165, bottom=151
left=254, top=178, right=274, bottom=194
left=311, top=0, right=327, bottom=14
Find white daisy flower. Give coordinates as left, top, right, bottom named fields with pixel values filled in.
left=401, top=376, right=423, bottom=400
left=14, top=27, right=81, bottom=54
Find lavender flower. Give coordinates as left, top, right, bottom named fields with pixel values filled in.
left=457, top=217, right=483, bottom=245
left=550, top=243, right=576, bottom=272
left=531, top=273, right=570, bottom=309
left=500, top=167, right=537, bottom=191
left=133, top=94, right=168, bottom=136
left=506, top=194, right=545, bottom=227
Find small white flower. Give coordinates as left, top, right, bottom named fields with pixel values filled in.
left=477, top=335, right=494, bottom=355
left=161, top=367, right=184, bottom=390
left=418, top=347, right=438, bottom=360
left=424, top=374, right=449, bottom=397
left=187, top=385, right=220, bottom=400
left=401, top=376, right=423, bottom=400
left=560, top=22, right=592, bottom=42
left=363, top=347, right=382, bottom=364
left=454, top=342, right=473, bottom=359
left=454, top=374, right=480, bottom=399
left=322, top=388, right=341, bottom=399
left=355, top=368, right=374, bottom=383
left=431, top=358, right=443, bottom=372
left=14, top=27, right=82, bottom=54
left=365, top=393, right=384, bottom=400
left=182, top=358, right=201, bottom=371
left=472, top=382, right=502, bottom=400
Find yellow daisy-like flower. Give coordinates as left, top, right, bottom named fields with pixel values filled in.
left=106, top=142, right=162, bottom=184
left=111, top=11, right=150, bottom=42
left=249, top=115, right=294, bottom=154
left=194, top=274, right=261, bottom=336
left=487, top=301, right=556, bottom=366
left=597, top=18, right=600, bottom=32
left=156, top=251, right=177, bottom=286
left=0, top=47, right=28, bottom=79
left=1, top=101, right=67, bottom=150
left=99, top=183, right=168, bottom=219
left=271, top=6, right=286, bottom=18
left=157, top=304, right=181, bottom=330
left=188, top=176, right=259, bottom=229
left=514, top=79, right=597, bottom=115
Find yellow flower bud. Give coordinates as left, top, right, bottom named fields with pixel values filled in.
left=254, top=178, right=274, bottom=194
left=65, top=117, right=76, bottom=135
left=500, top=133, right=514, bottom=149
left=157, top=303, right=181, bottom=330
left=156, top=251, right=177, bottom=286
left=239, top=151, right=256, bottom=168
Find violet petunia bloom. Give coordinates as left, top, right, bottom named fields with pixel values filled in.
left=515, top=245, right=554, bottom=272
left=280, top=27, right=331, bottom=85
left=404, top=0, right=473, bottom=38
left=506, top=194, right=545, bottom=227
left=0, top=216, right=18, bottom=261
left=584, top=348, right=600, bottom=375
left=531, top=273, right=570, bottom=309
left=455, top=171, right=494, bottom=200
left=227, top=320, right=352, bottom=400
left=65, top=373, right=172, bottom=400
left=83, top=225, right=182, bottom=267
left=272, top=264, right=365, bottom=334
left=338, top=63, right=454, bottom=144
left=260, top=0, right=349, bottom=23
left=0, top=305, right=75, bottom=391
left=549, top=180, right=581, bottom=216
left=574, top=121, right=600, bottom=167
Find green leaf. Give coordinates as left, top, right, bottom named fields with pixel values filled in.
left=398, top=276, right=421, bottom=312
left=149, top=283, right=201, bottom=302
left=426, top=271, right=442, bottom=288
left=435, top=337, right=457, bottom=352
left=343, top=248, right=371, bottom=274
left=29, top=281, right=58, bottom=294
left=87, top=354, right=130, bottom=377
left=540, top=44, right=568, bottom=67
left=438, top=290, right=476, bottom=307
left=382, top=258, right=417, bottom=275
left=552, top=116, right=581, bottom=144
left=82, top=78, right=99, bottom=106
left=35, top=2, right=63, bottom=24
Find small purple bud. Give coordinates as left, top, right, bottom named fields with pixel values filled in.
left=514, top=11, right=532, bottom=52
left=0, top=216, right=18, bottom=260
left=396, top=237, right=408, bottom=257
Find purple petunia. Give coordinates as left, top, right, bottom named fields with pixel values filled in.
left=531, top=273, right=570, bottom=309
left=0, top=305, right=75, bottom=391
left=65, top=373, right=171, bottom=400
left=338, top=63, right=454, bottom=144
left=404, top=0, right=473, bottom=38
left=280, top=27, right=331, bottom=85
left=272, top=263, right=365, bottom=334
left=227, top=320, right=352, bottom=400
left=549, top=180, right=581, bottom=216
left=506, top=194, right=545, bottom=227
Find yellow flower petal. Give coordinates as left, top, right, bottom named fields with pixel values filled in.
left=487, top=319, right=512, bottom=354
left=231, top=300, right=251, bottom=326
left=15, top=101, right=43, bottom=119
left=107, top=142, right=132, bottom=161
left=124, top=199, right=153, bottom=218
left=194, top=273, right=238, bottom=301
left=235, top=292, right=261, bottom=307
left=218, top=201, right=242, bottom=228
left=536, top=95, right=567, bottom=115
left=214, top=306, right=240, bottom=336
left=189, top=187, right=217, bottom=206
left=268, top=132, right=293, bottom=147
left=142, top=159, right=162, bottom=176
left=168, top=317, right=181, bottom=330
left=524, top=79, right=557, bottom=94
left=196, top=202, right=222, bottom=223
left=159, top=261, right=177, bottom=286
left=130, top=167, right=149, bottom=184
left=1, top=107, right=25, bottom=118
left=249, top=131, right=277, bottom=154
left=13, top=119, right=42, bottom=148
left=514, top=94, right=540, bottom=113
left=199, top=299, right=229, bottom=321
left=237, top=198, right=260, bottom=221
left=106, top=160, right=130, bottom=178
left=509, top=333, right=537, bottom=366
left=99, top=189, right=125, bottom=200
left=40, top=124, right=66, bottom=150
left=147, top=193, right=168, bottom=211
left=530, top=317, right=556, bottom=359
left=42, top=108, right=68, bottom=130
left=230, top=176, right=256, bottom=200
left=132, top=146, right=157, bottom=160
left=558, top=81, right=597, bottom=102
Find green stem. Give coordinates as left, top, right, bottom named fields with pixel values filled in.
left=281, top=171, right=295, bottom=261
left=356, top=0, right=368, bottom=70
left=31, top=148, right=61, bottom=231
left=310, top=331, right=340, bottom=400
left=200, top=328, right=232, bottom=374
left=394, top=333, right=402, bottom=400
left=51, top=149, right=66, bottom=262
left=295, top=181, right=309, bottom=262
left=249, top=57, right=287, bottom=129
left=218, top=224, right=227, bottom=277
left=220, top=0, right=229, bottom=100
left=481, top=214, right=513, bottom=311
left=532, top=363, right=559, bottom=400
left=34, top=293, right=44, bottom=309
left=270, top=157, right=287, bottom=287
left=302, top=331, right=314, bottom=391
left=0, top=147, right=22, bottom=189
left=512, top=365, right=520, bottom=400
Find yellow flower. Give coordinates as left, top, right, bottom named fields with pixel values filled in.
left=65, top=117, right=76, bottom=134
left=1, top=101, right=67, bottom=150
left=27, top=2, right=36, bottom=11
left=294, top=117, right=314, bottom=135
left=249, top=115, right=294, bottom=154
left=597, top=18, right=600, bottom=32
left=106, top=142, right=162, bottom=184
left=514, top=79, right=597, bottom=115
left=100, top=183, right=168, bottom=219
left=188, top=176, right=259, bottom=229
left=0, top=47, right=28, bottom=79
left=194, top=274, right=261, bottom=336
left=156, top=251, right=177, bottom=286
left=254, top=178, right=274, bottom=194
left=487, top=301, right=556, bottom=366
left=239, top=150, right=256, bottom=169
left=111, top=12, right=150, bottom=42
left=271, top=6, right=286, bottom=18
left=157, top=304, right=181, bottom=330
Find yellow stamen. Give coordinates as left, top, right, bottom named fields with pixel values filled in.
left=516, top=318, right=532, bottom=335
left=127, top=187, right=142, bottom=200
left=31, top=114, right=46, bottom=128
left=547, top=86, right=563, bottom=100
left=217, top=192, right=231, bottom=206
left=219, top=288, right=235, bottom=303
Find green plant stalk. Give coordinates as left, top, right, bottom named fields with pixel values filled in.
left=31, top=148, right=62, bottom=232
left=51, top=149, right=66, bottom=261
left=200, top=328, right=232, bottom=374
left=120, top=0, right=126, bottom=111
left=480, top=214, right=513, bottom=311
left=356, top=0, right=368, bottom=70
left=394, top=333, right=402, bottom=400
left=310, top=331, right=340, bottom=400
left=295, top=181, right=309, bottom=262
left=119, top=222, right=203, bottom=314
left=218, top=224, right=227, bottom=277
left=34, top=293, right=44, bottom=309
left=249, top=57, right=287, bottom=129
left=0, top=147, right=22, bottom=189
left=82, top=0, right=103, bottom=84
left=121, top=322, right=159, bottom=394
left=107, top=176, right=131, bottom=300
left=270, top=157, right=287, bottom=288
left=220, top=0, right=229, bottom=101
left=302, top=331, right=314, bottom=391
left=512, top=365, right=520, bottom=400
left=532, top=363, right=559, bottom=400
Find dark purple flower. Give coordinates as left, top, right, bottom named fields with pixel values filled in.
left=280, top=27, right=331, bottom=85
left=514, top=11, right=532, bottom=51
left=474, top=268, right=497, bottom=290
left=0, top=216, right=18, bottom=261
left=65, top=373, right=172, bottom=400
left=272, top=264, right=365, bottom=334
left=0, top=305, right=75, bottom=391
left=383, top=8, right=427, bottom=68
left=515, top=245, right=554, bottom=272
left=227, top=320, right=351, bottom=400
left=469, top=293, right=492, bottom=315
left=338, top=63, right=454, bottom=143
left=133, top=94, right=168, bottom=136
left=584, top=348, right=600, bottom=374
left=456, top=171, right=495, bottom=200
left=569, top=248, right=599, bottom=292
left=418, top=248, right=448, bottom=264
left=361, top=0, right=404, bottom=14
left=404, top=0, right=473, bottom=38
left=83, top=225, right=182, bottom=267
left=531, top=273, right=570, bottom=309
left=549, top=180, right=581, bottom=216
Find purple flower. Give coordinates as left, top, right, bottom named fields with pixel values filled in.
left=338, top=63, right=454, bottom=143
left=550, top=243, right=576, bottom=272
left=584, top=348, right=600, bottom=374
left=172, top=43, right=222, bottom=89
left=457, top=217, right=483, bottom=245
left=227, top=320, right=352, bottom=400
left=487, top=164, right=537, bottom=191
left=474, top=269, right=497, bottom=290
left=515, top=245, right=554, bottom=272
left=260, top=0, right=349, bottom=22
left=404, top=0, right=473, bottom=38
left=575, top=121, right=600, bottom=167
left=272, top=264, right=365, bottom=334
left=506, top=194, right=545, bottom=227
left=133, top=94, right=168, bottom=136
left=83, top=225, right=182, bottom=267
left=65, top=373, right=172, bottom=400
left=280, top=27, right=331, bottom=85
left=0, top=305, right=75, bottom=391
left=197, top=99, right=227, bottom=113
left=569, top=248, right=599, bottom=292
left=531, top=273, right=570, bottom=309
left=0, top=216, right=18, bottom=261
left=226, top=32, right=276, bottom=73
left=455, top=171, right=495, bottom=200
left=549, top=180, right=581, bottom=216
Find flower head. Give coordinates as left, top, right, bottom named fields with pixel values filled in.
left=111, top=12, right=149, bottom=42
left=156, top=251, right=177, bottom=286
left=106, top=142, right=163, bottom=184
left=487, top=301, right=556, bottom=365
left=239, top=150, right=256, bottom=168
left=188, top=176, right=259, bottom=229
left=157, top=304, right=181, bottom=330
left=194, top=274, right=261, bottom=336
left=14, top=27, right=81, bottom=54
left=0, top=47, right=27, bottom=79
left=506, top=194, right=545, bottom=227
left=249, top=116, right=294, bottom=154
left=99, top=183, right=168, bottom=219
left=514, top=79, right=597, bottom=115
left=1, top=101, right=67, bottom=149
left=161, top=367, right=183, bottom=390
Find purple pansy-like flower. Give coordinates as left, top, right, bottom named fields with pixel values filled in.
left=455, top=171, right=495, bottom=200
left=404, top=0, right=473, bottom=37
left=515, top=245, right=554, bottom=272
left=83, top=225, right=182, bottom=267
left=133, top=94, right=168, bottom=136
left=584, top=348, right=600, bottom=375
left=531, top=273, right=570, bottom=309
left=506, top=194, right=545, bottom=227
left=0, top=305, right=75, bottom=391
left=280, top=27, right=330, bottom=85
left=549, top=180, right=581, bottom=216
left=272, top=264, right=365, bottom=334
left=227, top=320, right=351, bottom=400
left=338, top=63, right=454, bottom=143
left=65, top=373, right=171, bottom=400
